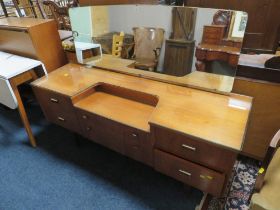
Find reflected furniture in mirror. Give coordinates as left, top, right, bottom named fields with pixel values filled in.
left=133, top=27, right=165, bottom=71
left=195, top=10, right=246, bottom=76
left=68, top=5, right=248, bottom=93
left=185, top=0, right=280, bottom=55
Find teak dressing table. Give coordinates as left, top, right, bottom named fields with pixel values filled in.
left=32, top=63, right=252, bottom=199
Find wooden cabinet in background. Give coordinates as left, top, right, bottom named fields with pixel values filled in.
left=0, top=17, right=67, bottom=72
left=163, top=39, right=195, bottom=76
left=202, top=25, right=226, bottom=45
left=185, top=0, right=280, bottom=53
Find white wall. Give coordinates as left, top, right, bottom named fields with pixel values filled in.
left=75, top=5, right=219, bottom=73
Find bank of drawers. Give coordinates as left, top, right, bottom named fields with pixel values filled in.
left=154, top=149, right=225, bottom=197
left=202, top=25, right=226, bottom=45
left=32, top=87, right=81, bottom=134
left=75, top=108, right=153, bottom=166
left=154, top=126, right=236, bottom=173
left=153, top=126, right=237, bottom=196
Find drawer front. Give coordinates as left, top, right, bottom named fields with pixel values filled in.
left=33, top=86, right=80, bottom=133
left=75, top=109, right=124, bottom=154
left=154, top=149, right=225, bottom=197
left=124, top=127, right=153, bottom=166
left=153, top=126, right=237, bottom=173
left=75, top=109, right=95, bottom=138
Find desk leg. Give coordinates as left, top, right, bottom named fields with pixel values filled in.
left=195, top=60, right=206, bottom=71
left=196, top=193, right=212, bottom=210
left=10, top=83, right=37, bottom=147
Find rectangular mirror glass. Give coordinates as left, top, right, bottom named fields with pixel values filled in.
left=69, top=5, right=248, bottom=93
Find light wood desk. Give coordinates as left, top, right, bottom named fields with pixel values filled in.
left=0, top=52, right=47, bottom=147
left=0, top=17, right=67, bottom=73
left=32, top=63, right=252, bottom=203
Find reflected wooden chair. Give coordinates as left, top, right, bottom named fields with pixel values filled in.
left=42, top=0, right=78, bottom=30
left=112, top=32, right=124, bottom=58
left=249, top=129, right=280, bottom=210
left=133, top=27, right=165, bottom=71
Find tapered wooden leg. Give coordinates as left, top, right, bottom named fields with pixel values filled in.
left=10, top=83, right=37, bottom=147
left=196, top=193, right=212, bottom=210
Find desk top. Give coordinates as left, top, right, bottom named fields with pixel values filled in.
left=0, top=17, right=53, bottom=29
left=93, top=54, right=235, bottom=93
left=32, top=63, right=252, bottom=152
left=0, top=51, right=42, bottom=79
left=197, top=44, right=240, bottom=55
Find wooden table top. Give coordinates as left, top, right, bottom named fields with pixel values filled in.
left=0, top=17, right=53, bottom=29
left=32, top=63, right=252, bottom=152
left=93, top=54, right=235, bottom=93
left=197, top=44, right=240, bottom=55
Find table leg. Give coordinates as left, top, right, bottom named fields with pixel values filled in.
left=10, top=82, right=37, bottom=147
left=195, top=60, right=206, bottom=72
left=196, top=193, right=212, bottom=210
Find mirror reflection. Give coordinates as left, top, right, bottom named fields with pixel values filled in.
left=69, top=5, right=247, bottom=78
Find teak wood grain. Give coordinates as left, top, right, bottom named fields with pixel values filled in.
left=73, top=86, right=157, bottom=132
left=153, top=125, right=237, bottom=173
left=0, top=17, right=67, bottom=73
left=233, top=77, right=280, bottom=160
left=154, top=149, right=225, bottom=197
left=32, top=63, right=252, bottom=152
left=31, top=63, right=252, bottom=199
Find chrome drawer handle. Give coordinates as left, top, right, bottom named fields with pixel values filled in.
left=178, top=169, right=191, bottom=176
left=50, top=98, right=59, bottom=103
left=82, top=115, right=88, bottom=119
left=182, top=144, right=196, bottom=151
left=132, top=133, right=138, bottom=137
left=58, top=117, right=65, bottom=122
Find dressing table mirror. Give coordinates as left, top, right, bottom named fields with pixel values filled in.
left=69, top=5, right=247, bottom=93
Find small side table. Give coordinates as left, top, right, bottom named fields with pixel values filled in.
left=0, top=52, right=47, bottom=147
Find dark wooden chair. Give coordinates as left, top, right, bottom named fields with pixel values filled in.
left=42, top=0, right=78, bottom=30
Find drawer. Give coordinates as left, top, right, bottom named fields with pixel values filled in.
left=32, top=86, right=81, bottom=133
left=124, top=127, right=153, bottom=166
left=154, top=149, right=225, bottom=197
left=75, top=108, right=95, bottom=138
left=76, top=110, right=125, bottom=154
left=153, top=126, right=237, bottom=173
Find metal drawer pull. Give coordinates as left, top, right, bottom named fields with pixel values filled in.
left=82, top=115, right=88, bottom=119
left=58, top=117, right=65, bottom=122
left=182, top=144, right=196, bottom=151
left=50, top=98, right=59, bottom=103
left=178, top=169, right=191, bottom=176
left=86, top=127, right=91, bottom=131
left=200, top=175, right=213, bottom=180
left=132, top=133, right=138, bottom=137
